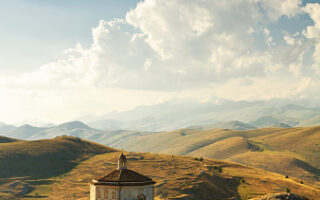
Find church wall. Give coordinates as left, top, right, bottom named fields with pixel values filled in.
left=120, top=185, right=154, bottom=200
left=90, top=184, right=119, bottom=200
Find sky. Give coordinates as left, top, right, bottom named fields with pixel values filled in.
left=0, top=0, right=320, bottom=124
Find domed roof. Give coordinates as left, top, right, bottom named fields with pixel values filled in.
left=93, top=168, right=155, bottom=186
left=92, top=153, right=155, bottom=186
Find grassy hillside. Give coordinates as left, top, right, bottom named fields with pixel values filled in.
left=0, top=135, right=116, bottom=200
left=41, top=152, right=320, bottom=200
left=0, top=135, right=20, bottom=143
left=120, top=127, right=320, bottom=186
left=0, top=135, right=116, bottom=178
left=0, top=140, right=318, bottom=199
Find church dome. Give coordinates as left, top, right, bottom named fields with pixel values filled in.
left=93, top=168, right=155, bottom=186
left=92, top=153, right=155, bottom=186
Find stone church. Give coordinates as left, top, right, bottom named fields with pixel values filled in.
left=90, top=153, right=155, bottom=200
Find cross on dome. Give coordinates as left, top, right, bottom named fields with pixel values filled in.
left=118, top=152, right=127, bottom=170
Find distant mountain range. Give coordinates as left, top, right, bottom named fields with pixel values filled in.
left=188, top=120, right=257, bottom=130
left=0, top=122, right=16, bottom=133
left=2, top=101, right=320, bottom=133
left=75, top=100, right=320, bottom=131
left=1, top=100, right=320, bottom=145
left=0, top=121, right=151, bottom=148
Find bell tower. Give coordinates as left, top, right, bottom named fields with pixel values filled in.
left=118, top=152, right=127, bottom=170
left=90, top=153, right=155, bottom=200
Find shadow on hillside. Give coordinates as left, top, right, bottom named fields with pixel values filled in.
left=189, top=172, right=241, bottom=199
left=293, top=159, right=320, bottom=177
left=23, top=194, right=48, bottom=198
left=0, top=136, right=115, bottom=179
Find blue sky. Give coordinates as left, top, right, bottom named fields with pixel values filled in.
left=0, top=0, right=140, bottom=75
left=0, top=0, right=320, bottom=124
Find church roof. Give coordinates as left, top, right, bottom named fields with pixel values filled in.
left=93, top=169, right=155, bottom=186
left=92, top=153, right=155, bottom=186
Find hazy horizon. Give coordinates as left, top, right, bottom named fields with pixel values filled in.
left=1, top=0, right=320, bottom=124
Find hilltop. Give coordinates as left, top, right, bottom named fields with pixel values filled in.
left=0, top=121, right=101, bottom=140
left=0, top=122, right=16, bottom=133
left=188, top=121, right=257, bottom=130
left=0, top=135, right=20, bottom=143
left=0, top=138, right=318, bottom=199
left=0, top=135, right=116, bottom=199
left=44, top=152, right=320, bottom=199
left=120, top=126, right=320, bottom=187
left=0, top=135, right=115, bottom=178
left=77, top=100, right=320, bottom=131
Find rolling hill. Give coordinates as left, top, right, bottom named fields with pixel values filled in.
left=120, top=127, right=320, bottom=187
left=270, top=123, right=292, bottom=128
left=2, top=124, right=45, bottom=139
left=0, top=135, right=115, bottom=178
left=0, top=121, right=151, bottom=149
left=188, top=121, right=257, bottom=130
left=0, top=135, right=116, bottom=199
left=0, top=121, right=101, bottom=140
left=35, top=152, right=320, bottom=200
left=0, top=137, right=318, bottom=199
left=78, top=100, right=320, bottom=131
left=0, top=122, right=16, bottom=133
left=0, top=135, right=20, bottom=143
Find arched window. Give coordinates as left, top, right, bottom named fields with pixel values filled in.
left=137, top=193, right=146, bottom=200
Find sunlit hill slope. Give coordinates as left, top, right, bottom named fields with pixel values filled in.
left=120, top=126, right=320, bottom=187
left=0, top=136, right=319, bottom=199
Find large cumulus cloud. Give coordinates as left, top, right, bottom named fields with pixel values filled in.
left=1, top=0, right=320, bottom=123
left=1, top=0, right=308, bottom=91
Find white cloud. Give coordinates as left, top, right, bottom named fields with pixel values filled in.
left=213, top=76, right=313, bottom=101
left=312, top=43, right=320, bottom=74
left=303, top=3, right=320, bottom=74
left=284, top=33, right=302, bottom=46
left=0, top=0, right=318, bottom=123
left=2, top=0, right=306, bottom=92
left=303, top=3, right=320, bottom=39
left=259, top=0, right=302, bottom=20
left=264, top=28, right=273, bottom=45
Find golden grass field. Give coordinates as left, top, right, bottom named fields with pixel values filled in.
left=0, top=136, right=115, bottom=199
left=26, top=152, right=320, bottom=200
left=121, top=126, right=320, bottom=187
left=0, top=126, right=319, bottom=199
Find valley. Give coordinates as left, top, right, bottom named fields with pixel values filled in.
left=0, top=139, right=319, bottom=200
left=120, top=126, right=320, bottom=187
left=0, top=117, right=319, bottom=199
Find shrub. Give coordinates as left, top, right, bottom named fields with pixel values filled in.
left=286, top=188, right=291, bottom=193
left=159, top=188, right=168, bottom=198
